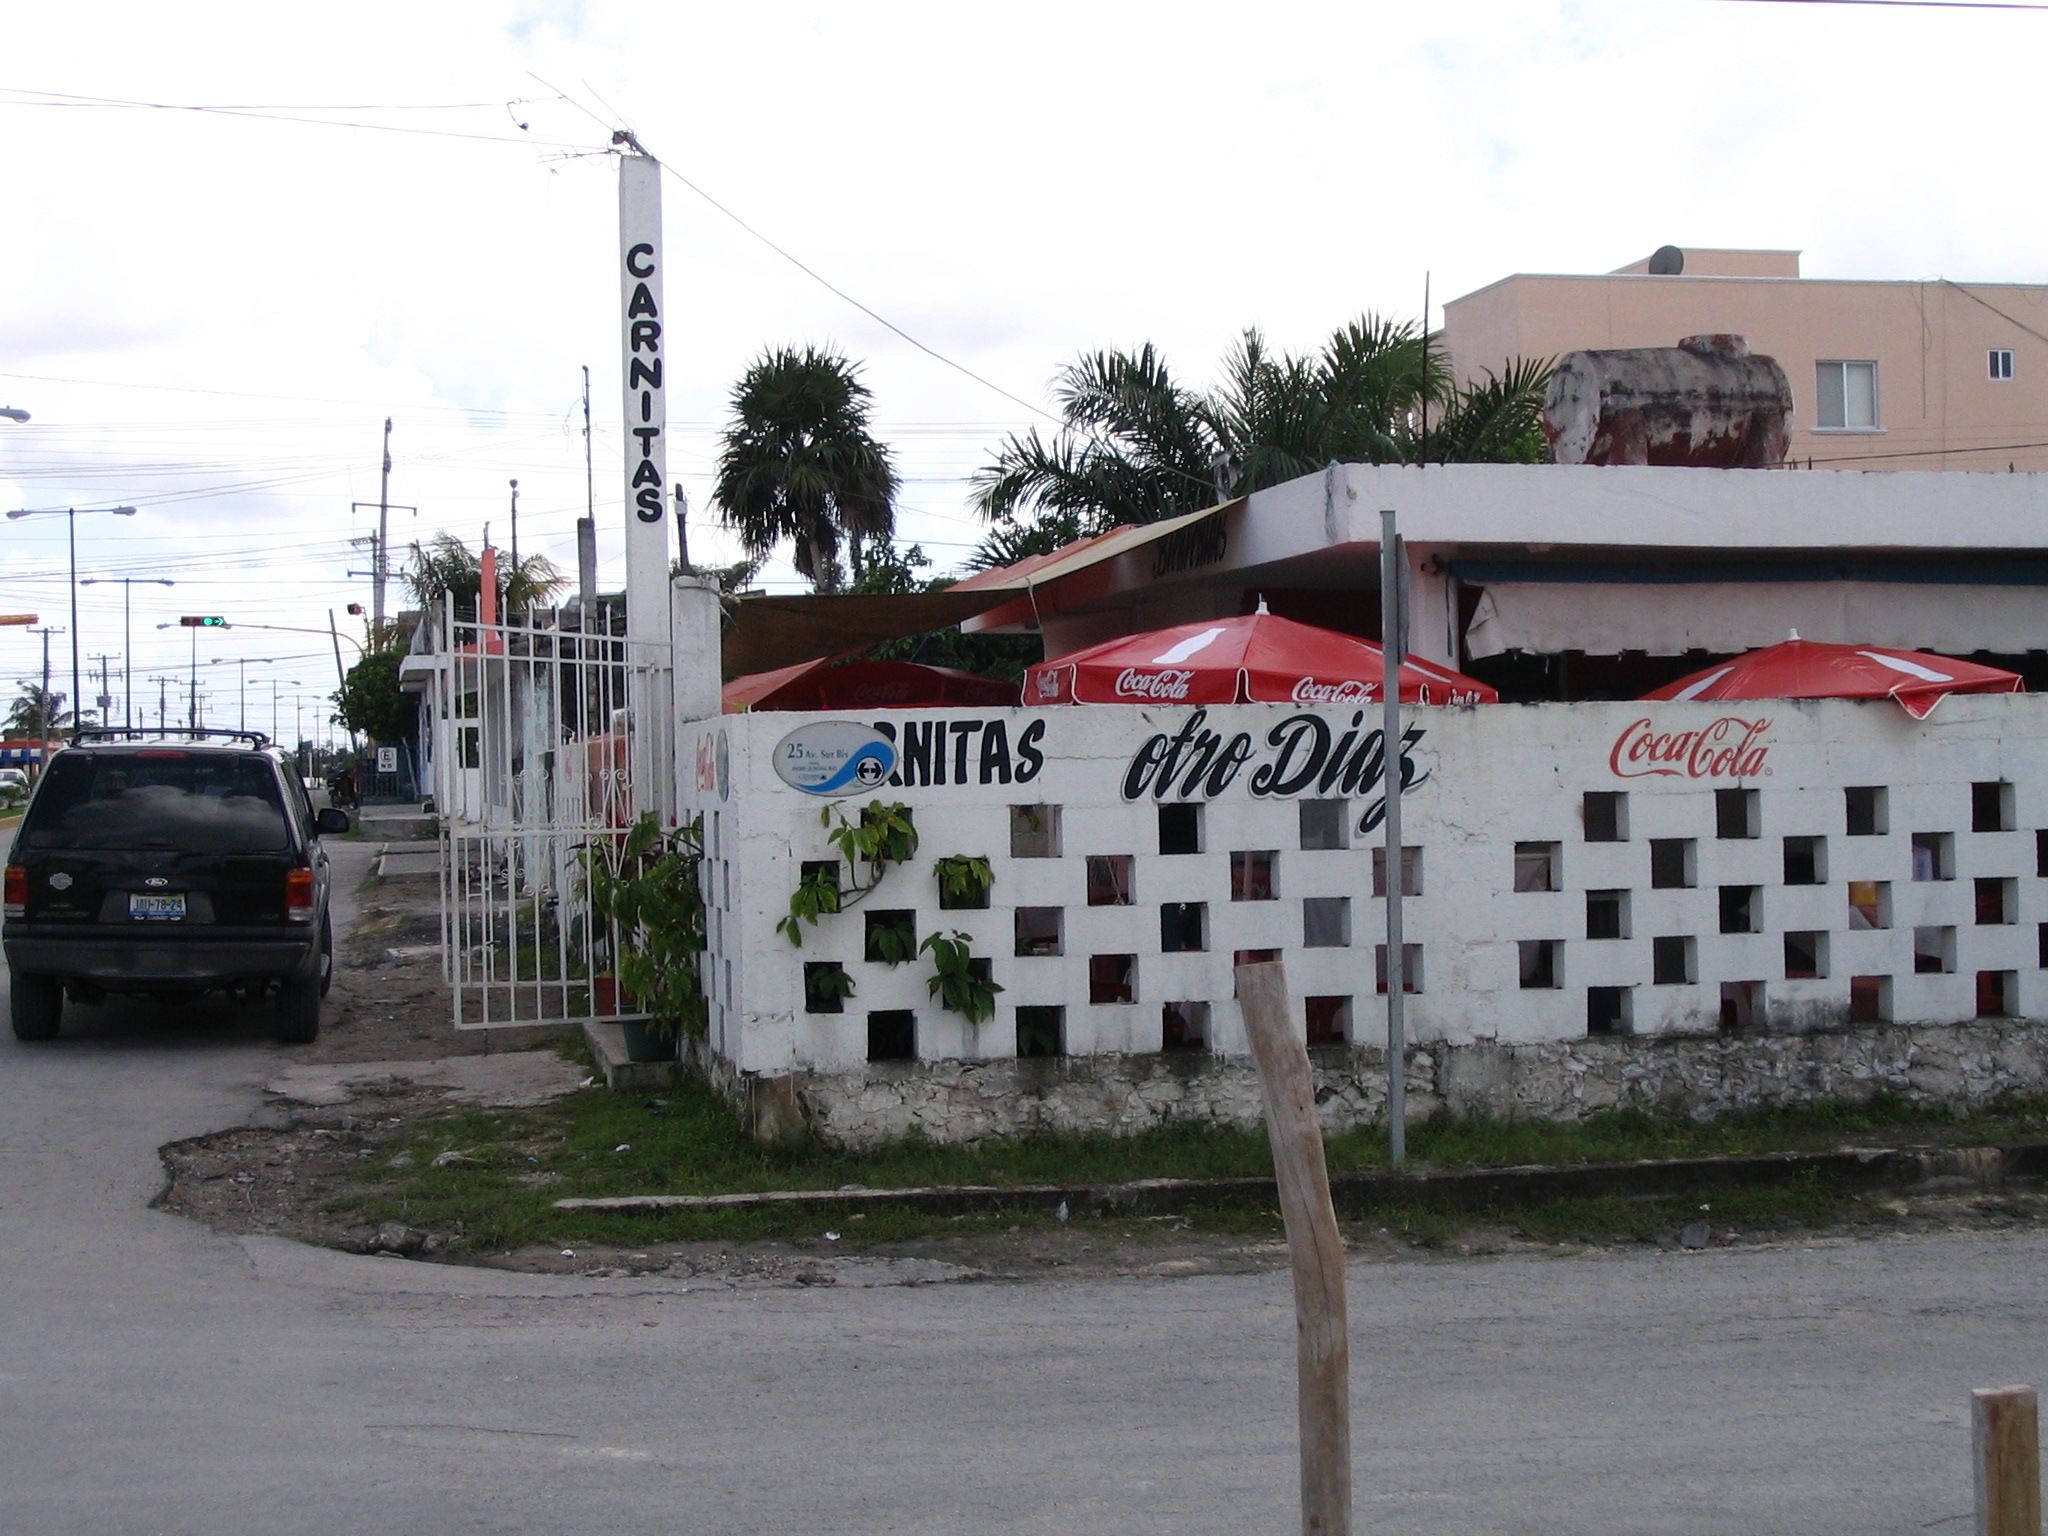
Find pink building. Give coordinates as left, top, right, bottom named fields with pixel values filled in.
left=1443, top=247, right=2048, bottom=472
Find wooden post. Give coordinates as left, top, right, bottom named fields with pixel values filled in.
left=1974, top=1385, right=2040, bottom=1536
left=1238, top=958, right=1351, bottom=1536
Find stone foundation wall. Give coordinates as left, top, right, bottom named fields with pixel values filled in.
left=710, top=1021, right=2048, bottom=1149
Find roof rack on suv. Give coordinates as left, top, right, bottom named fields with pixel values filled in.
left=68, top=727, right=273, bottom=748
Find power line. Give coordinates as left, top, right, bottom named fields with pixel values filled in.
left=1702, top=0, right=2048, bottom=8
left=0, top=86, right=594, bottom=149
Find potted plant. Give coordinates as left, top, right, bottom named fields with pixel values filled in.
left=583, top=813, right=707, bottom=1061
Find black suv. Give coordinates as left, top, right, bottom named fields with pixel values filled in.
left=4, top=732, right=348, bottom=1043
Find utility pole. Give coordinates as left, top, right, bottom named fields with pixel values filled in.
left=579, top=364, right=596, bottom=617
left=28, top=625, right=62, bottom=767
left=148, top=675, right=175, bottom=732
left=373, top=417, right=393, bottom=629
left=88, top=652, right=117, bottom=728
left=674, top=481, right=690, bottom=569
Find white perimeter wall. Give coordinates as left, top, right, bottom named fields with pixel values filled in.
left=679, top=695, right=2048, bottom=1077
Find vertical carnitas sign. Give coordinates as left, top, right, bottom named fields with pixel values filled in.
left=617, top=148, right=671, bottom=817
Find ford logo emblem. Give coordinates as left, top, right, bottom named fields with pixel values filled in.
left=144, top=877, right=169, bottom=888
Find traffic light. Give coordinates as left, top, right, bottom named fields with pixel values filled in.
left=178, top=616, right=227, bottom=628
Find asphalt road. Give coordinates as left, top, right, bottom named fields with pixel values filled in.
left=4, top=915, right=2047, bottom=1531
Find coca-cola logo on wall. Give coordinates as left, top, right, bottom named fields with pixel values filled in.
left=1114, top=668, right=1194, bottom=701
left=1610, top=716, right=1772, bottom=780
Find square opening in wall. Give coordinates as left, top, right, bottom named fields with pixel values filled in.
left=1977, top=877, right=2016, bottom=925
left=1009, top=804, right=1062, bottom=859
left=1783, top=930, right=1827, bottom=980
left=1719, top=980, right=1764, bottom=1032
left=1586, top=889, right=1629, bottom=940
left=2038, top=829, right=2048, bottom=879
left=1158, top=803, right=1202, bottom=855
left=1162, top=999, right=1209, bottom=1050
left=1911, top=833, right=1955, bottom=882
left=1650, top=839, right=1696, bottom=889
left=1230, top=850, right=1278, bottom=900
left=1586, top=986, right=1632, bottom=1037
left=1300, top=799, right=1348, bottom=850
left=1519, top=939, right=1561, bottom=989
left=803, top=961, right=853, bottom=1014
left=1913, top=926, right=1956, bottom=974
left=1372, top=846, right=1423, bottom=898
left=1978, top=970, right=2018, bottom=1018
left=1783, top=836, right=1827, bottom=886
left=1653, top=935, right=1696, bottom=985
left=1848, top=880, right=1892, bottom=930
left=1849, top=974, right=1891, bottom=1023
left=936, top=857, right=992, bottom=910
left=1514, top=842, right=1561, bottom=893
left=865, top=910, right=917, bottom=964
left=1159, top=901, right=1207, bottom=952
left=866, top=1010, right=916, bottom=1062
left=1846, top=786, right=1889, bottom=837
left=1718, top=885, right=1761, bottom=934
left=1232, top=949, right=1279, bottom=995
left=1303, top=896, right=1351, bottom=948
left=2039, top=922, right=2048, bottom=968
left=798, top=860, right=842, bottom=914
left=1376, top=943, right=1423, bottom=994
left=1086, top=854, right=1134, bottom=906
left=1016, top=1005, right=1065, bottom=1058
left=1014, top=906, right=1063, bottom=957
left=1973, top=781, right=2015, bottom=834
left=1583, top=792, right=1628, bottom=842
left=1305, top=995, right=1351, bottom=1046
left=1090, top=953, right=1136, bottom=1004
left=1716, top=788, right=1760, bottom=840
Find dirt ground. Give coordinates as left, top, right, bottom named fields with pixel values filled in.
left=154, top=842, right=2048, bottom=1289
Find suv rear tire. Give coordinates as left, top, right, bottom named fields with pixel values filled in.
left=275, top=975, right=320, bottom=1044
left=11, top=974, right=63, bottom=1041
left=318, top=916, right=334, bottom=998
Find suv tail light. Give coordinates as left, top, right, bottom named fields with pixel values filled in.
left=4, top=865, right=23, bottom=920
left=285, top=866, right=314, bottom=923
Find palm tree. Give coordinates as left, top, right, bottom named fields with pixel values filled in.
left=404, top=532, right=568, bottom=623
left=713, top=346, right=898, bottom=592
left=5, top=684, right=90, bottom=736
left=970, top=315, right=1550, bottom=554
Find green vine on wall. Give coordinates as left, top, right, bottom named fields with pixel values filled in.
left=922, top=930, right=1004, bottom=1024
left=932, top=853, right=993, bottom=909
left=778, top=800, right=920, bottom=947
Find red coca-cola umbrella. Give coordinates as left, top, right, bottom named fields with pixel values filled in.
left=725, top=657, right=1020, bottom=712
left=1024, top=608, right=1498, bottom=706
left=1642, top=635, right=2024, bottom=720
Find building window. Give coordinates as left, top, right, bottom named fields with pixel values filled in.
left=1303, top=896, right=1351, bottom=948
left=1514, top=842, right=1561, bottom=893
left=1230, top=850, right=1278, bottom=901
left=1086, top=854, right=1134, bottom=906
left=1009, top=804, right=1062, bottom=858
left=1299, top=799, right=1348, bottom=850
left=1162, top=999, right=1209, bottom=1050
left=1014, top=906, right=1063, bottom=957
left=1991, top=348, right=2015, bottom=382
left=1372, top=846, right=1423, bottom=898
left=1305, top=995, right=1351, bottom=1046
left=1089, top=954, right=1137, bottom=1004
left=1816, top=360, right=1879, bottom=430
left=1159, top=901, right=1207, bottom=953
left=1158, top=803, right=1202, bottom=855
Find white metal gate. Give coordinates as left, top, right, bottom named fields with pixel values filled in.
left=434, top=596, right=669, bottom=1028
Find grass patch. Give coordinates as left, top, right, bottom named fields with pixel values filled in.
left=320, top=1067, right=2048, bottom=1253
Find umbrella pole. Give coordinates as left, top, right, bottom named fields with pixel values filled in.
left=1379, top=508, right=1407, bottom=1170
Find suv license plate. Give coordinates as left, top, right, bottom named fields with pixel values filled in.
left=129, top=893, right=186, bottom=921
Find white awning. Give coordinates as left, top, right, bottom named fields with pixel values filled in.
left=1465, top=581, right=2048, bottom=658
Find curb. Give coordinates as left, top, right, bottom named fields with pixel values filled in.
left=555, top=1141, right=2047, bottom=1220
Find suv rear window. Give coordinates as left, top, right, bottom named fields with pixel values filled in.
left=23, top=752, right=291, bottom=853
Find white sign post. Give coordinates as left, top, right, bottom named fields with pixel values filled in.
left=618, top=147, right=673, bottom=822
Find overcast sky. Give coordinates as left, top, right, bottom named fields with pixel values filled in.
left=2, top=0, right=2044, bottom=727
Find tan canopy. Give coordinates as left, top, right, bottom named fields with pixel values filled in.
left=717, top=498, right=1241, bottom=679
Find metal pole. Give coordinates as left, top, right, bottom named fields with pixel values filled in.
left=1379, top=508, right=1407, bottom=1169
left=188, top=627, right=197, bottom=729
left=66, top=509, right=79, bottom=741
left=373, top=417, right=393, bottom=629
left=29, top=625, right=59, bottom=767
left=238, top=657, right=246, bottom=733
left=123, top=582, right=132, bottom=731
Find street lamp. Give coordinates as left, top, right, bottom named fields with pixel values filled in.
left=258, top=679, right=301, bottom=749
left=209, top=656, right=279, bottom=734
left=0, top=408, right=29, bottom=424
left=7, top=506, right=137, bottom=739
left=155, top=618, right=226, bottom=730
left=80, top=576, right=173, bottom=731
